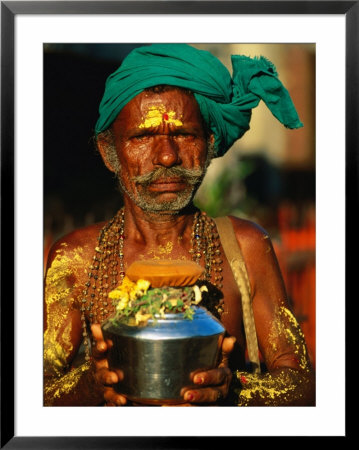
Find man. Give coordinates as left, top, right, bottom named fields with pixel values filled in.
left=44, top=44, right=315, bottom=406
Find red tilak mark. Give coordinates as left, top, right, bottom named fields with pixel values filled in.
left=240, top=375, right=248, bottom=384
left=163, top=113, right=169, bottom=121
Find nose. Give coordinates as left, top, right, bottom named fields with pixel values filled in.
left=152, top=136, right=182, bottom=168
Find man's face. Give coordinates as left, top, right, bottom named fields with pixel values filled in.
left=111, top=88, right=211, bottom=213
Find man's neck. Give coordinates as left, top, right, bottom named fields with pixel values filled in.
left=122, top=198, right=197, bottom=249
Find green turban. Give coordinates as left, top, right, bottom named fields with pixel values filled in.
left=95, top=44, right=303, bottom=157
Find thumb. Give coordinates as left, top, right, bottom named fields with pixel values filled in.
left=220, top=336, right=236, bottom=366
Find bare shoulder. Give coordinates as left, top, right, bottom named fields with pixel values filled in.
left=46, top=221, right=106, bottom=270
left=227, top=215, right=272, bottom=252
left=226, top=215, right=284, bottom=295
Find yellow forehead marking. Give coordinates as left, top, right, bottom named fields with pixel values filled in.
left=139, top=105, right=183, bottom=129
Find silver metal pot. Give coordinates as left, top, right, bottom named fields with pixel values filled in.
left=101, top=306, right=225, bottom=405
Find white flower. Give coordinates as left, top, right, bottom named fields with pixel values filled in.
left=192, top=285, right=208, bottom=305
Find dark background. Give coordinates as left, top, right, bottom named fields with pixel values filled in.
left=44, top=44, right=142, bottom=236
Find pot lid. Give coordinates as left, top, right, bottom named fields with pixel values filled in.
left=126, top=260, right=204, bottom=287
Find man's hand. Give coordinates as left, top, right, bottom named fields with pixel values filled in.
left=91, top=324, right=127, bottom=406
left=181, top=336, right=236, bottom=404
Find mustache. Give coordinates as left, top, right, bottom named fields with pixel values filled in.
left=131, top=166, right=205, bottom=186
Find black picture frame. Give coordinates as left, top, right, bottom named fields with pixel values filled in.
left=1, top=1, right=355, bottom=447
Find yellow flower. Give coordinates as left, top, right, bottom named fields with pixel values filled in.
left=121, top=276, right=136, bottom=290
left=108, top=277, right=152, bottom=316
left=136, top=279, right=151, bottom=292
left=108, top=289, right=123, bottom=301
left=135, top=312, right=152, bottom=326
left=116, top=297, right=129, bottom=311
left=129, top=288, right=139, bottom=301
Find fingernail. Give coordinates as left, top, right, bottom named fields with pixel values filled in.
left=194, top=375, right=204, bottom=384
left=185, top=392, right=194, bottom=402
left=240, top=375, right=248, bottom=384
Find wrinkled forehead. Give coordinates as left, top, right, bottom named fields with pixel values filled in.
left=113, top=87, right=205, bottom=132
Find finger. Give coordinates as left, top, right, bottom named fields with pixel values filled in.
left=193, top=366, right=231, bottom=386
left=91, top=339, right=114, bottom=360
left=91, top=344, right=108, bottom=360
left=92, top=356, right=109, bottom=370
left=91, top=324, right=108, bottom=354
left=113, top=368, right=124, bottom=381
left=91, top=323, right=104, bottom=342
left=220, top=336, right=236, bottom=366
left=104, top=387, right=127, bottom=406
left=95, top=367, right=120, bottom=386
left=106, top=338, right=114, bottom=349
left=183, top=387, right=224, bottom=404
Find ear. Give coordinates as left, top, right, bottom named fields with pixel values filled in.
left=96, top=134, right=117, bottom=173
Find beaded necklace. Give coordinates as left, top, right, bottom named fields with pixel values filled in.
left=81, top=208, right=223, bottom=360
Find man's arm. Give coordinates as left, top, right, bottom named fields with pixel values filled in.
left=43, top=238, right=104, bottom=406
left=229, top=216, right=315, bottom=406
